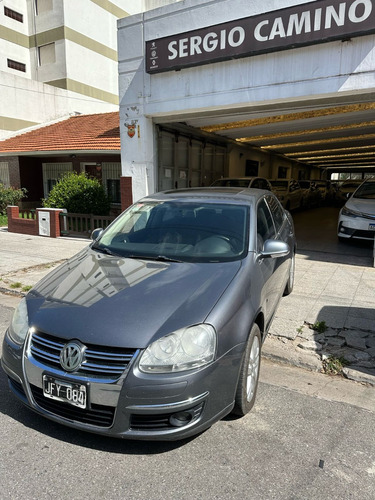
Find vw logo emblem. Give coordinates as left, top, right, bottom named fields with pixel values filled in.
left=60, top=342, right=85, bottom=372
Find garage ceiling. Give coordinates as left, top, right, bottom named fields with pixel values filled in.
left=176, top=97, right=375, bottom=175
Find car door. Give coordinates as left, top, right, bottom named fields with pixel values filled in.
left=256, top=198, right=281, bottom=327
left=289, top=181, right=302, bottom=210
left=264, top=195, right=291, bottom=309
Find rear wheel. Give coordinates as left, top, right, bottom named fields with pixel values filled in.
left=232, top=324, right=261, bottom=416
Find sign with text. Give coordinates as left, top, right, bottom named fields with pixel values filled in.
left=146, top=0, right=375, bottom=73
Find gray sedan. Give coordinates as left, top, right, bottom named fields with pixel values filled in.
left=2, top=188, right=296, bottom=441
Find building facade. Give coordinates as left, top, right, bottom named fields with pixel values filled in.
left=117, top=0, right=375, bottom=203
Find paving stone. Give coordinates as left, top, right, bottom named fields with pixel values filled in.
left=342, top=367, right=375, bottom=385
left=343, top=349, right=371, bottom=363
left=325, top=337, right=346, bottom=347
left=320, top=347, right=349, bottom=359
left=345, top=317, right=375, bottom=331
left=297, top=340, right=322, bottom=351
left=344, top=332, right=368, bottom=351
left=324, top=328, right=341, bottom=337
left=350, top=361, right=375, bottom=369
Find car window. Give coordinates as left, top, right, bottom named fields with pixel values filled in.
left=265, top=195, right=284, bottom=232
left=270, top=180, right=288, bottom=189
left=251, top=179, right=261, bottom=189
left=257, top=199, right=276, bottom=251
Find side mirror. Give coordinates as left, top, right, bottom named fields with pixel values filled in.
left=91, top=228, right=103, bottom=241
left=260, top=240, right=290, bottom=259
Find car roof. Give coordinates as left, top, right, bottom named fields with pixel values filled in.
left=213, top=176, right=266, bottom=181
left=140, top=187, right=271, bottom=205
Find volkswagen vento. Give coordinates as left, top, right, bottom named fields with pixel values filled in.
left=2, top=188, right=296, bottom=440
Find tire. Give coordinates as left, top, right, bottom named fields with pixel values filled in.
left=232, top=324, right=262, bottom=416
left=283, top=251, right=295, bottom=296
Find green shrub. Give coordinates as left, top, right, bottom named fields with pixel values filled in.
left=0, top=183, right=27, bottom=215
left=43, top=172, right=110, bottom=215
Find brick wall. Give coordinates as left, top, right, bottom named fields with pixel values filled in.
left=120, top=176, right=133, bottom=212
left=7, top=206, right=63, bottom=238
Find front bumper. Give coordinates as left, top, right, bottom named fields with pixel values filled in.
left=1, top=329, right=243, bottom=441
left=338, top=214, right=375, bottom=241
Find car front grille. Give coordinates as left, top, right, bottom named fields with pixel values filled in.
left=30, top=384, right=115, bottom=427
left=358, top=212, right=375, bottom=220
left=30, top=330, right=138, bottom=380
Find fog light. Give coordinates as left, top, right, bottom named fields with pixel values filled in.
left=169, top=411, right=193, bottom=427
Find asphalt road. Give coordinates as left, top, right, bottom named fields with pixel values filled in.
left=1, top=302, right=374, bottom=500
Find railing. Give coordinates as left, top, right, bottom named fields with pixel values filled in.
left=19, top=209, right=36, bottom=220
left=60, top=212, right=115, bottom=238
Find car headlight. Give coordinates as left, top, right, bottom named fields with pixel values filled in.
left=8, top=297, right=29, bottom=345
left=139, top=324, right=216, bottom=373
left=341, top=206, right=360, bottom=218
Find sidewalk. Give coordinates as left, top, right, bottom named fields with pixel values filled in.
left=1, top=228, right=374, bottom=386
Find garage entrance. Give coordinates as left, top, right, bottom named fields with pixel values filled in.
left=117, top=0, right=375, bottom=262
left=157, top=127, right=227, bottom=191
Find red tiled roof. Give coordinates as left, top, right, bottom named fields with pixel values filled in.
left=0, top=112, right=120, bottom=153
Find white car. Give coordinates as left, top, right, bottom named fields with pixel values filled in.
left=269, top=179, right=303, bottom=211
left=338, top=178, right=375, bottom=241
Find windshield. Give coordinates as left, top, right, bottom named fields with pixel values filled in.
left=342, top=182, right=361, bottom=190
left=353, top=182, right=375, bottom=199
left=94, top=201, right=249, bottom=263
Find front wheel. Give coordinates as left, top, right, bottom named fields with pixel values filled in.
left=283, top=251, right=295, bottom=296
left=232, top=324, right=261, bottom=416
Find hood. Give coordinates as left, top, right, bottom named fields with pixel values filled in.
left=26, top=249, right=242, bottom=348
left=346, top=197, right=375, bottom=215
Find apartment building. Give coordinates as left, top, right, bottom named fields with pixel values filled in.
left=0, top=0, right=180, bottom=139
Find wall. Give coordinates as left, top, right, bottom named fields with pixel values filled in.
left=7, top=206, right=63, bottom=238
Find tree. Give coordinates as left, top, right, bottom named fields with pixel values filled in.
left=43, top=172, right=110, bottom=215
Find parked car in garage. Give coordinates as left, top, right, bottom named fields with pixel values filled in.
left=2, top=188, right=296, bottom=441
left=299, top=180, right=322, bottom=209
left=338, top=178, right=375, bottom=241
left=211, top=176, right=272, bottom=191
left=269, top=179, right=303, bottom=211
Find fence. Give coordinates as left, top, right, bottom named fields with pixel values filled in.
left=60, top=212, right=115, bottom=238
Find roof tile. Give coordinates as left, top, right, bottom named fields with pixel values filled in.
left=0, top=112, right=120, bottom=153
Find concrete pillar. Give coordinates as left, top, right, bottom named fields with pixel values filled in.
left=118, top=14, right=156, bottom=204
left=120, top=110, right=155, bottom=204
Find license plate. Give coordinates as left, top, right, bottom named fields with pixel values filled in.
left=43, top=375, right=87, bottom=409
left=369, top=223, right=375, bottom=231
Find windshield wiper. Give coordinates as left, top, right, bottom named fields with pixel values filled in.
left=91, top=243, right=121, bottom=257
left=127, top=254, right=183, bottom=263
